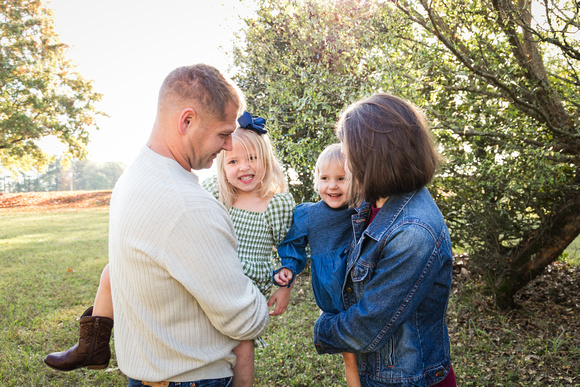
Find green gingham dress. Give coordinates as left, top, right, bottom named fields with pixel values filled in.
left=202, top=176, right=295, bottom=296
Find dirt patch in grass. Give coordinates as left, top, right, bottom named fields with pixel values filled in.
left=0, top=191, right=111, bottom=212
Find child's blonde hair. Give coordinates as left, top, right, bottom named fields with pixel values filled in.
left=215, top=128, right=288, bottom=208
left=313, top=143, right=346, bottom=193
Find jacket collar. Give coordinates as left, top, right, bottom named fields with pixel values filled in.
left=352, top=189, right=420, bottom=242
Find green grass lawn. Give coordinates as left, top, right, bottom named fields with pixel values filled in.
left=1, top=205, right=578, bottom=386
left=0, top=207, right=345, bottom=386
left=0, top=208, right=123, bottom=386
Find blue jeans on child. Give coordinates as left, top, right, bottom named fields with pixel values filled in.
left=128, top=377, right=232, bottom=387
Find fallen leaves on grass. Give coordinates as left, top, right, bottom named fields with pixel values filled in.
left=449, top=256, right=580, bottom=385
left=0, top=191, right=111, bottom=212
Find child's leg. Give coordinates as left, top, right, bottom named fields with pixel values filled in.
left=232, top=340, right=255, bottom=387
left=342, top=352, right=360, bottom=387
left=93, top=263, right=114, bottom=319
left=44, top=264, right=114, bottom=371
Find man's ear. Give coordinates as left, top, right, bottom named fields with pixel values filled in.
left=179, top=108, right=196, bottom=135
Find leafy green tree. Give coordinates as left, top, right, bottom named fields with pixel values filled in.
left=36, top=157, right=64, bottom=191
left=390, top=0, right=580, bottom=307
left=232, top=0, right=386, bottom=202
left=13, top=170, right=40, bottom=192
left=98, top=161, right=125, bottom=188
left=234, top=0, right=579, bottom=308
left=0, top=0, right=104, bottom=172
left=1, top=158, right=124, bottom=192
left=72, top=159, right=124, bottom=190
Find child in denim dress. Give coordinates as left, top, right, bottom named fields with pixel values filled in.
left=273, top=144, right=359, bottom=387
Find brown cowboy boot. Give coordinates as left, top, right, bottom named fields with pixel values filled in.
left=44, top=306, right=114, bottom=371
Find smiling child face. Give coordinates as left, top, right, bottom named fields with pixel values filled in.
left=318, top=160, right=348, bottom=208
left=223, top=140, right=265, bottom=195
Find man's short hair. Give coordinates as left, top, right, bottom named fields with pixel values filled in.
left=159, top=64, right=245, bottom=120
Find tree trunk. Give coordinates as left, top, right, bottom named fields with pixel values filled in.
left=493, top=190, right=580, bottom=309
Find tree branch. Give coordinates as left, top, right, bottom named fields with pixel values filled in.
left=428, top=108, right=577, bottom=161
left=394, top=0, right=554, bottom=127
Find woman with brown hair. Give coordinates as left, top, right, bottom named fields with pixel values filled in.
left=314, top=94, right=456, bottom=386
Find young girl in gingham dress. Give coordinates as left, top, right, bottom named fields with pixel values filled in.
left=44, top=112, right=295, bottom=387
left=202, top=112, right=295, bottom=387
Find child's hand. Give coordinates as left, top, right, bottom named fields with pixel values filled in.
left=268, top=286, right=291, bottom=316
left=274, top=268, right=293, bottom=286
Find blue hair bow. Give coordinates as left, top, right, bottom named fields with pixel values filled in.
left=238, top=111, right=267, bottom=135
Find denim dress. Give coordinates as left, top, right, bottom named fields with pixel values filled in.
left=275, top=201, right=356, bottom=313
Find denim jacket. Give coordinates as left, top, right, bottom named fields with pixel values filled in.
left=314, top=188, right=453, bottom=386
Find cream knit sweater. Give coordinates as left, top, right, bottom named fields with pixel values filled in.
left=109, top=147, right=269, bottom=382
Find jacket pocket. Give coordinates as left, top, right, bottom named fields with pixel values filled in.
left=351, top=262, right=371, bottom=282
left=382, top=336, right=396, bottom=367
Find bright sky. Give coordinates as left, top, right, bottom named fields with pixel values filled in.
left=44, top=0, right=256, bottom=169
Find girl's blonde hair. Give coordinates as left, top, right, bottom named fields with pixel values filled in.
left=215, top=128, right=288, bottom=208
left=313, top=143, right=346, bottom=193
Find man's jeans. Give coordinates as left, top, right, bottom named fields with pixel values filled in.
left=128, top=377, right=232, bottom=387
